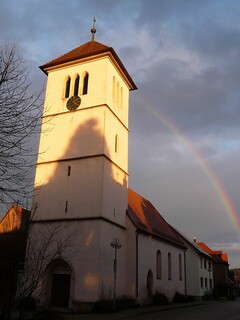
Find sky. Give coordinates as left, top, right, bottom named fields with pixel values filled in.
left=0, top=0, right=240, bottom=268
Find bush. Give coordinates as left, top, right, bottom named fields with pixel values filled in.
left=173, top=292, right=189, bottom=303
left=152, top=291, right=169, bottom=305
left=186, top=295, right=195, bottom=302
left=116, top=295, right=137, bottom=309
left=32, top=310, right=64, bottom=320
left=16, top=296, right=36, bottom=310
left=94, top=295, right=137, bottom=313
left=94, top=299, right=115, bottom=313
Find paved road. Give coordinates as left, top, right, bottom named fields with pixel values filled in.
left=131, top=300, right=240, bottom=320
left=64, top=299, right=240, bottom=320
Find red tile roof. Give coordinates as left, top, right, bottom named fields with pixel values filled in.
left=40, top=40, right=137, bottom=90
left=127, top=189, right=186, bottom=248
left=197, top=242, right=229, bottom=265
left=0, top=205, right=30, bottom=263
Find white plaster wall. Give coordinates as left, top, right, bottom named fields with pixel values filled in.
left=125, top=218, right=138, bottom=298
left=33, top=157, right=104, bottom=220
left=199, top=257, right=213, bottom=295
left=184, top=245, right=200, bottom=297
left=137, top=234, right=185, bottom=302
left=30, top=219, right=127, bottom=305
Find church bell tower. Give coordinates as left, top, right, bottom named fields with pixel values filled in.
left=32, top=26, right=137, bottom=227
left=31, top=24, right=137, bottom=306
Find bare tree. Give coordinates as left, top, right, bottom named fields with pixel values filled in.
left=0, top=207, right=76, bottom=320
left=0, top=42, right=43, bottom=211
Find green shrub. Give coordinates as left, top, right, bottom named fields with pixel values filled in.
left=94, top=299, right=115, bottom=313
left=116, top=295, right=137, bottom=309
left=173, top=291, right=188, bottom=303
left=152, top=291, right=169, bottom=305
left=94, top=295, right=137, bottom=313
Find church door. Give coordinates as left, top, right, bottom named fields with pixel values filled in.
left=50, top=273, right=71, bottom=308
left=147, top=269, right=153, bottom=299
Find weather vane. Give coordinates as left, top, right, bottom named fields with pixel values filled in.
left=91, top=17, right=96, bottom=41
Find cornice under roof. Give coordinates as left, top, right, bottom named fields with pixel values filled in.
left=39, top=40, right=137, bottom=90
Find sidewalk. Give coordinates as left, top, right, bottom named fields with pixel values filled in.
left=62, top=300, right=213, bottom=320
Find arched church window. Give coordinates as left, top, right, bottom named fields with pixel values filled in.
left=82, top=72, right=89, bottom=95
left=74, top=74, right=80, bottom=96
left=168, top=252, right=172, bottom=280
left=156, top=250, right=162, bottom=279
left=65, top=76, right=71, bottom=98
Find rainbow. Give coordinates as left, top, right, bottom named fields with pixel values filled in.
left=133, top=93, right=240, bottom=234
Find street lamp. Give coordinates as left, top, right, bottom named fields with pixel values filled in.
left=111, top=237, right=122, bottom=310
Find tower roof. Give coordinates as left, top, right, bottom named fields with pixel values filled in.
left=40, top=40, right=137, bottom=90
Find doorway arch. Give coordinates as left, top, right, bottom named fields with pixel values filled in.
left=147, top=269, right=153, bottom=299
left=45, top=258, right=72, bottom=308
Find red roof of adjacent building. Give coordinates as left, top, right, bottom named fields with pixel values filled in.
left=40, top=40, right=137, bottom=90
left=0, top=205, right=30, bottom=263
left=127, top=189, right=186, bottom=248
left=197, top=242, right=229, bottom=265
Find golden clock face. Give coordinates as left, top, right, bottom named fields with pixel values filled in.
left=66, top=95, right=81, bottom=111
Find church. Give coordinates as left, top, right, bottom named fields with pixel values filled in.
left=29, top=26, right=187, bottom=309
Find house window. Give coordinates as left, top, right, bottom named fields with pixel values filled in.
left=168, top=253, right=172, bottom=280
left=156, top=250, right=162, bottom=279
left=65, top=76, right=71, bottom=98
left=200, top=257, right=203, bottom=268
left=204, top=260, right=207, bottom=269
left=179, top=254, right=182, bottom=281
left=115, top=134, right=119, bottom=153
left=205, top=278, right=208, bottom=288
left=200, top=277, right=203, bottom=288
left=74, top=74, right=80, bottom=96
left=82, top=72, right=89, bottom=95
left=208, top=261, right=211, bottom=270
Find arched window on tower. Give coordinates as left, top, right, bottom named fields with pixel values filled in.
left=112, top=76, right=116, bottom=105
left=65, top=76, right=71, bottom=98
left=115, top=134, right=119, bottom=153
left=117, top=81, right=120, bottom=107
left=112, top=76, right=117, bottom=105
left=82, top=72, right=89, bottom=95
left=156, top=250, right=162, bottom=279
left=120, top=87, right=123, bottom=109
left=74, top=74, right=80, bottom=96
left=168, top=252, right=172, bottom=280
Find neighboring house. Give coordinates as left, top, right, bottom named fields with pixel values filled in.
left=0, top=205, right=30, bottom=302
left=127, top=189, right=187, bottom=302
left=175, top=232, right=213, bottom=299
left=197, top=242, right=230, bottom=297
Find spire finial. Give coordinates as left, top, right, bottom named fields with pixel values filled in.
left=91, top=17, right=96, bottom=41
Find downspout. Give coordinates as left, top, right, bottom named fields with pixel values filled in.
left=135, top=230, right=139, bottom=298
left=184, top=250, right=187, bottom=296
